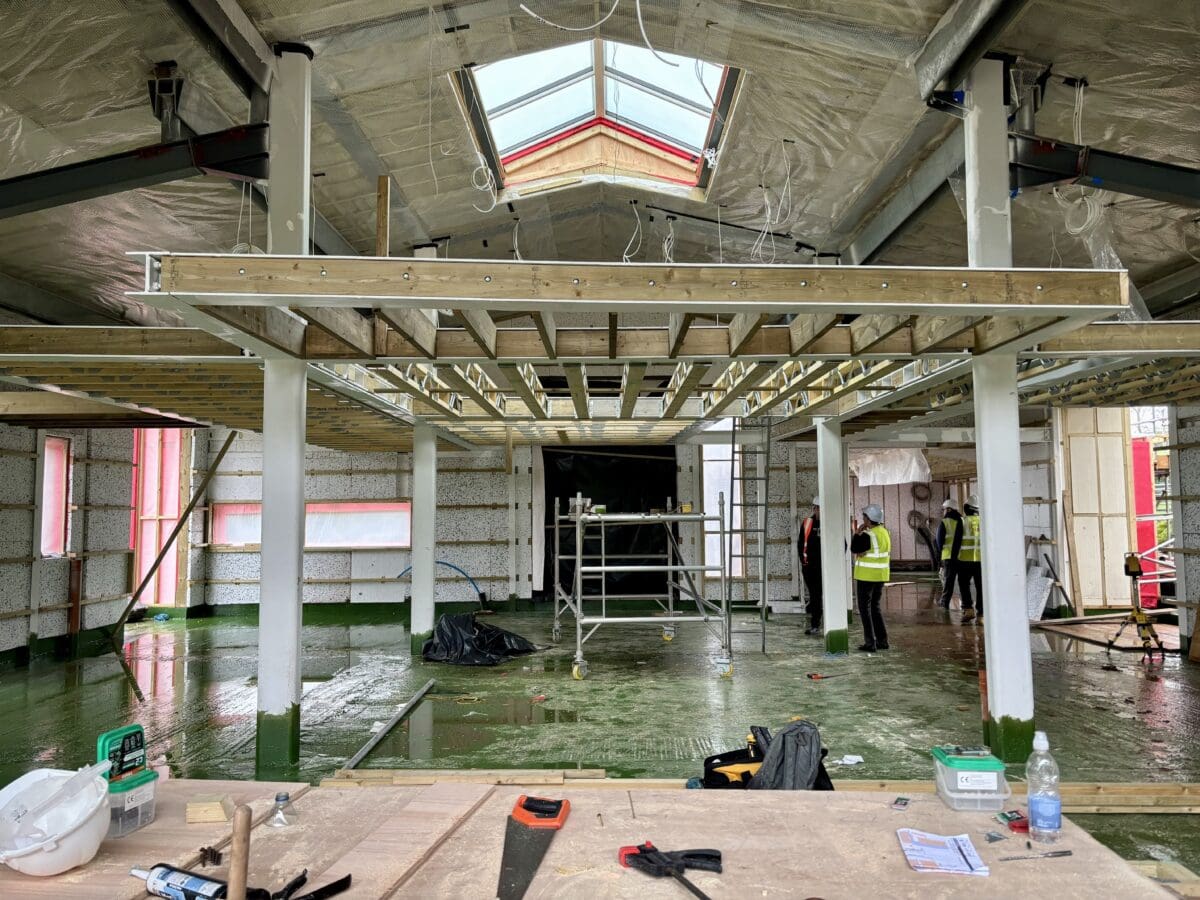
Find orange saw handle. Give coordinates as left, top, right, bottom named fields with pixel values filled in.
left=511, top=795, right=570, bottom=829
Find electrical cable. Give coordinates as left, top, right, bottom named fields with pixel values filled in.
left=1053, top=184, right=1102, bottom=235
left=513, top=219, right=523, bottom=261
left=622, top=202, right=643, bottom=263
left=635, top=0, right=678, bottom=67
left=471, top=151, right=499, bottom=213
left=427, top=4, right=439, bottom=197
left=716, top=204, right=723, bottom=264
left=519, top=0, right=620, bottom=32
left=662, top=217, right=676, bottom=263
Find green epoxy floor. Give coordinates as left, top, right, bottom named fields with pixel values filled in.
left=1, top=581, right=1198, bottom=872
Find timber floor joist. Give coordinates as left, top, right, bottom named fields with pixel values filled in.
left=0, top=257, right=1162, bottom=446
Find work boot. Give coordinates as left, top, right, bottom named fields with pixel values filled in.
left=856, top=643, right=877, bottom=653
left=805, top=626, right=821, bottom=635
left=962, top=609, right=976, bottom=623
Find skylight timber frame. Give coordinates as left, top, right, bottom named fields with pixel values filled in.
left=454, top=38, right=740, bottom=196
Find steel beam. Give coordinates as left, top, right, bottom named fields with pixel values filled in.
left=1010, top=133, right=1200, bottom=208
left=913, top=0, right=1033, bottom=100
left=0, top=125, right=268, bottom=221
left=164, top=0, right=275, bottom=98
left=0, top=271, right=120, bottom=325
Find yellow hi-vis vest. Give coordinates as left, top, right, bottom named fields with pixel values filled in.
left=960, top=514, right=982, bottom=562
left=853, top=524, right=891, bottom=582
left=940, top=516, right=958, bottom=561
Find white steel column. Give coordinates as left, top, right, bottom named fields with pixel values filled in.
left=411, top=424, right=438, bottom=652
left=267, top=47, right=312, bottom=255
left=257, top=359, right=307, bottom=772
left=816, top=417, right=850, bottom=654
left=964, top=57, right=1012, bottom=269
left=967, top=57, right=1034, bottom=760
left=256, top=44, right=312, bottom=777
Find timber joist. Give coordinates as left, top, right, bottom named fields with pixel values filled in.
left=0, top=256, right=1152, bottom=445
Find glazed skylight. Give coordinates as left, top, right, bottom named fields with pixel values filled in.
left=466, top=39, right=734, bottom=191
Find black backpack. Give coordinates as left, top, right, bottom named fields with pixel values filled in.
left=702, top=721, right=834, bottom=790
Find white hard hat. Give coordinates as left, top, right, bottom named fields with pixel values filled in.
left=942, top=498, right=957, bottom=510
left=812, top=495, right=821, bottom=506
left=966, top=493, right=980, bottom=509
left=863, top=504, right=883, bottom=523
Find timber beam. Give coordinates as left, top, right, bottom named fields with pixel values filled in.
left=148, top=255, right=1129, bottom=318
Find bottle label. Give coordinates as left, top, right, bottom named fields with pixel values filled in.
left=1029, top=794, right=1062, bottom=831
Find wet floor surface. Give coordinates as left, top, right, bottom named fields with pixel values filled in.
left=1, top=579, right=1198, bottom=870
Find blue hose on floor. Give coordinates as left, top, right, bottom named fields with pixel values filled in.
left=397, top=560, right=484, bottom=604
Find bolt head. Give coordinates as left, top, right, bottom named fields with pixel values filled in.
left=648, top=279, right=656, bottom=286
left=731, top=280, right=738, bottom=287
left=402, top=272, right=411, bottom=280
left=238, top=267, right=246, bottom=275
left=1036, top=284, right=1044, bottom=290
left=484, top=275, right=492, bottom=283
left=881, top=281, right=889, bottom=288
left=800, top=280, right=808, bottom=287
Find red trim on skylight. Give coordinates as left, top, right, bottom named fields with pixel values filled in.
left=500, top=115, right=703, bottom=174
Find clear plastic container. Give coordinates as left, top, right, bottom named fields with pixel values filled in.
left=1026, top=731, right=1062, bottom=844
left=932, top=746, right=1011, bottom=811
left=106, top=768, right=158, bottom=838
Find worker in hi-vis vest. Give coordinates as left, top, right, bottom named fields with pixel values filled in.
left=935, top=498, right=964, bottom=610
left=799, top=496, right=822, bottom=635
left=850, top=504, right=891, bottom=652
left=958, top=494, right=983, bottom=623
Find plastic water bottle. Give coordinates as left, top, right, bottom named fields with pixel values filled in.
left=266, top=791, right=295, bottom=828
left=1026, top=731, right=1062, bottom=844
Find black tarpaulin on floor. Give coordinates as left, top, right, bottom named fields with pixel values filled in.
left=421, top=613, right=538, bottom=666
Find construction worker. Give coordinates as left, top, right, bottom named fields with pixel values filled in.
left=958, top=494, right=983, bottom=623
left=799, top=496, right=822, bottom=635
left=851, top=504, right=891, bottom=652
left=935, top=498, right=964, bottom=610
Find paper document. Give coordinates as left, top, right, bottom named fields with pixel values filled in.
left=897, top=829, right=990, bottom=877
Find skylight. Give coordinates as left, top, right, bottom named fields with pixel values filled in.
left=462, top=39, right=737, bottom=194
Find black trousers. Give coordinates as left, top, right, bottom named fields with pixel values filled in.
left=940, top=559, right=959, bottom=607
left=802, top=565, right=822, bottom=629
left=856, top=579, right=887, bottom=647
left=959, top=561, right=983, bottom=612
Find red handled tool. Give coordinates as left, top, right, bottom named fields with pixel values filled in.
left=806, top=672, right=850, bottom=680
left=497, top=796, right=570, bottom=900
left=618, top=841, right=722, bottom=899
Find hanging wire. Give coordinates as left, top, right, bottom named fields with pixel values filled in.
left=471, top=151, right=499, bottom=213
left=662, top=218, right=676, bottom=263
left=622, top=203, right=643, bottom=263
left=427, top=4, right=440, bottom=196
left=635, top=0, right=678, bottom=66
left=716, top=203, right=723, bottom=264
left=234, top=182, right=247, bottom=250
left=520, top=1, right=677, bottom=66
left=513, top=219, right=523, bottom=261
left=519, top=0, right=620, bottom=31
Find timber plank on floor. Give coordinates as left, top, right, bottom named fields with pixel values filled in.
left=0, top=779, right=308, bottom=899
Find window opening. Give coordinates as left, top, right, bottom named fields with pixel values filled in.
left=211, top=501, right=413, bottom=549
left=40, top=436, right=71, bottom=557
left=132, top=429, right=183, bottom=607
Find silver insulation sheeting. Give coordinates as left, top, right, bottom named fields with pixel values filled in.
left=0, top=0, right=1197, bottom=325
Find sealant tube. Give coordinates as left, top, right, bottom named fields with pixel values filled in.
left=131, top=863, right=228, bottom=899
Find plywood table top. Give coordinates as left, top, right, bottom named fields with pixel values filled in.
left=0, top=780, right=1174, bottom=898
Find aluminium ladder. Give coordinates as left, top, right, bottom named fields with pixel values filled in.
left=728, top=416, right=772, bottom=653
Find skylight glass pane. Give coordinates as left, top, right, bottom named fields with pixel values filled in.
left=604, top=41, right=723, bottom=109
left=475, top=41, right=593, bottom=112
left=604, top=76, right=712, bottom=153
left=489, top=76, right=596, bottom=155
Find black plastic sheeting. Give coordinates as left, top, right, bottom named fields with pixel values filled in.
left=421, top=613, right=539, bottom=666
left=543, top=446, right=678, bottom=599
